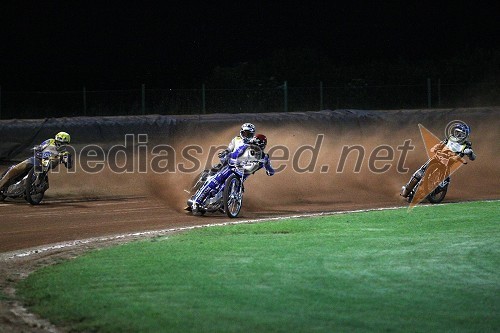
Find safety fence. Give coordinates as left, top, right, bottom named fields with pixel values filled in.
left=0, top=80, right=498, bottom=119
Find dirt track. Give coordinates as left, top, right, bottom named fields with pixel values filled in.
left=0, top=195, right=406, bottom=254
left=0, top=197, right=413, bottom=333
left=1, top=110, right=499, bottom=332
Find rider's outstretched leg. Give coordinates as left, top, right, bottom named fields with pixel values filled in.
left=191, top=165, right=232, bottom=207
left=401, top=167, right=424, bottom=198
left=0, top=160, right=30, bottom=191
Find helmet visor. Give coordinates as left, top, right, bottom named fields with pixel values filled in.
left=55, top=140, right=67, bottom=148
left=452, top=128, right=467, bottom=142
left=241, top=130, right=253, bottom=139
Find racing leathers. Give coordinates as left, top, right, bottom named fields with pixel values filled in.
left=218, top=135, right=248, bottom=159
left=401, top=136, right=476, bottom=198
left=192, top=143, right=274, bottom=207
left=0, top=139, right=72, bottom=191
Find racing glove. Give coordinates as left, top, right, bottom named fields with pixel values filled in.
left=218, top=149, right=229, bottom=158
left=62, top=153, right=73, bottom=169
left=263, top=154, right=275, bottom=176
left=31, top=145, right=44, bottom=158
left=463, top=148, right=476, bottom=161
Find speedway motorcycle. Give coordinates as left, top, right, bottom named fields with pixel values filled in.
left=0, top=150, right=69, bottom=205
left=186, top=145, right=264, bottom=218
left=405, top=148, right=467, bottom=204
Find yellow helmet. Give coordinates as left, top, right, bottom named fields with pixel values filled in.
left=55, top=131, right=71, bottom=144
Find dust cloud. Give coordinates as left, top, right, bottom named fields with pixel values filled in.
left=34, top=111, right=500, bottom=213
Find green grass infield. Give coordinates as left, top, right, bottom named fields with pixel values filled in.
left=18, top=201, right=500, bottom=332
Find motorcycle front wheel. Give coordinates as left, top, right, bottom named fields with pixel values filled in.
left=25, top=168, right=46, bottom=205
left=223, top=174, right=242, bottom=218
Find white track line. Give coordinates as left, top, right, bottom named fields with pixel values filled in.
left=2, top=200, right=499, bottom=261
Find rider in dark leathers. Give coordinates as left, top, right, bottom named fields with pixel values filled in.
left=401, top=122, right=476, bottom=199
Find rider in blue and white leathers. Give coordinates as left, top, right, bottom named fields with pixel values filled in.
left=192, top=134, right=274, bottom=209
left=217, top=122, right=256, bottom=158
left=207, top=122, right=256, bottom=174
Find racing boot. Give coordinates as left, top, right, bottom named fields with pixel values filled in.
left=401, top=177, right=419, bottom=198
left=191, top=201, right=199, bottom=213
left=184, top=199, right=194, bottom=211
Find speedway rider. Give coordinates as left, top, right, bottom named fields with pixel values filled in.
left=220, top=122, right=256, bottom=156
left=0, top=132, right=72, bottom=192
left=190, top=133, right=274, bottom=210
left=401, top=122, right=476, bottom=199
left=209, top=122, right=256, bottom=173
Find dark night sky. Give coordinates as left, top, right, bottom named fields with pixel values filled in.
left=1, top=1, right=498, bottom=90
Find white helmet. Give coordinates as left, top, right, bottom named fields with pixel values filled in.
left=240, top=123, right=256, bottom=142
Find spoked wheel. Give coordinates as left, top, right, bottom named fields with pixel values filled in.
left=423, top=163, right=447, bottom=204
left=25, top=168, right=46, bottom=205
left=223, top=174, right=243, bottom=218
left=427, top=186, right=448, bottom=204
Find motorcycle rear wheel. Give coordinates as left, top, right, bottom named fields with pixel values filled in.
left=223, top=174, right=242, bottom=218
left=0, top=167, right=11, bottom=201
left=25, top=168, right=46, bottom=205
left=427, top=186, right=448, bottom=204
left=192, top=209, right=206, bottom=216
left=190, top=169, right=209, bottom=193
left=422, top=162, right=448, bottom=204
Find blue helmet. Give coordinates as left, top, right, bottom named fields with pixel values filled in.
left=450, top=122, right=470, bottom=144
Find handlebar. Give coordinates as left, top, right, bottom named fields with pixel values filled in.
left=432, top=151, right=467, bottom=166
left=229, top=158, right=266, bottom=168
